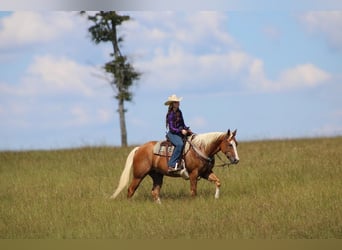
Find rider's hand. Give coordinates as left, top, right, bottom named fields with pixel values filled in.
left=181, top=129, right=188, bottom=135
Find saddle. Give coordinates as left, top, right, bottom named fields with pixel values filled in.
left=153, top=139, right=175, bottom=157
left=153, top=134, right=194, bottom=180
left=153, top=134, right=194, bottom=158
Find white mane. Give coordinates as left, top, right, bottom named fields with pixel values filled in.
left=191, top=132, right=226, bottom=150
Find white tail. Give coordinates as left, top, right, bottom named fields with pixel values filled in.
left=110, top=147, right=139, bottom=199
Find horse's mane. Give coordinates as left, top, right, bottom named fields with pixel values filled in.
left=191, top=132, right=226, bottom=151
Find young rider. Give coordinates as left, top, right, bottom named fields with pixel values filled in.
left=164, top=94, right=192, bottom=172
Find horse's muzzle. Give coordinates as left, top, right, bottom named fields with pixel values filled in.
left=232, top=159, right=239, bottom=164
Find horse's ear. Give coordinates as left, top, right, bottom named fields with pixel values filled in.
left=227, top=129, right=231, bottom=136
left=233, top=129, right=237, bottom=136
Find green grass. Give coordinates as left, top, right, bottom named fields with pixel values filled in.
left=1, top=137, right=342, bottom=239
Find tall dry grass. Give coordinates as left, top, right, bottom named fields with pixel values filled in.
left=1, top=137, right=341, bottom=238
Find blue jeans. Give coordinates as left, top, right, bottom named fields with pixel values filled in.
left=167, top=131, right=184, bottom=167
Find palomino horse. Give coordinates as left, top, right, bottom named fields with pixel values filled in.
left=110, top=129, right=239, bottom=203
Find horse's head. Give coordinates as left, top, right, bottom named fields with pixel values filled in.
left=220, top=129, right=240, bottom=164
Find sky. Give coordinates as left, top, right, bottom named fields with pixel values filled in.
left=0, top=10, right=341, bottom=150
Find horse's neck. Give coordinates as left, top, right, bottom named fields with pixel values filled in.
left=192, top=132, right=225, bottom=156
left=206, top=135, right=225, bottom=156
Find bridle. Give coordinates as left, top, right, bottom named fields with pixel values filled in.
left=216, top=136, right=239, bottom=168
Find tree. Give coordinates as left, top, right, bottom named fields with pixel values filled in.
left=81, top=11, right=141, bottom=147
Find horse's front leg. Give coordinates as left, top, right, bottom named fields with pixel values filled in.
left=207, top=172, right=221, bottom=199
left=189, top=169, right=199, bottom=197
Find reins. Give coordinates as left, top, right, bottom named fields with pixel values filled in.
left=186, top=138, right=214, bottom=163
left=215, top=152, right=232, bottom=168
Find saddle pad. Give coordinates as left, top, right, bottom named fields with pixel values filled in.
left=153, top=135, right=194, bottom=157
left=153, top=141, right=174, bottom=156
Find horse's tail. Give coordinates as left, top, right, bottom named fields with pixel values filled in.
left=110, top=147, right=139, bottom=199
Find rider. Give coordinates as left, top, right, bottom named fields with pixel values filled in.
left=164, top=94, right=192, bottom=172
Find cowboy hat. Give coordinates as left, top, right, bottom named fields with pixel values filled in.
left=164, top=94, right=183, bottom=106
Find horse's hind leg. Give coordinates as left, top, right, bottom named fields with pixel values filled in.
left=127, top=149, right=152, bottom=199
left=149, top=171, right=164, bottom=203
left=127, top=177, right=145, bottom=198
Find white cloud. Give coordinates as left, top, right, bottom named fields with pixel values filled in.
left=246, top=61, right=331, bottom=92
left=0, top=54, right=112, bottom=129
left=299, top=11, right=342, bottom=50
left=277, top=64, right=331, bottom=89
left=123, top=11, right=237, bottom=56
left=136, top=49, right=245, bottom=90
left=124, top=12, right=332, bottom=94
left=182, top=12, right=235, bottom=46
left=26, top=55, right=100, bottom=96
left=0, top=12, right=75, bottom=49
left=1, top=55, right=103, bottom=97
left=0, top=12, right=114, bottom=136
left=137, top=42, right=331, bottom=93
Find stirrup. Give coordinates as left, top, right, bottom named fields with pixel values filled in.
left=168, top=167, right=178, bottom=173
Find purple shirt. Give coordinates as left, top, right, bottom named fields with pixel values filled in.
left=167, top=109, right=189, bottom=135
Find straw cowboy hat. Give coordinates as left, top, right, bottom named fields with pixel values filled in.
left=164, top=94, right=183, bottom=106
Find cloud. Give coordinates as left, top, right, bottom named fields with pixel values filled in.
left=182, top=12, right=236, bottom=46
left=135, top=48, right=250, bottom=92
left=137, top=44, right=331, bottom=93
left=277, top=64, right=331, bottom=89
left=299, top=11, right=342, bottom=51
left=1, top=55, right=103, bottom=97
left=0, top=12, right=115, bottom=143
left=123, top=11, right=237, bottom=56
left=25, top=55, right=100, bottom=96
left=0, top=12, right=75, bottom=49
left=0, top=54, right=112, bottom=129
left=122, top=12, right=332, bottom=94
left=246, top=61, right=331, bottom=92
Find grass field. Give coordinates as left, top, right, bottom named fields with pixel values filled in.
left=1, top=137, right=341, bottom=239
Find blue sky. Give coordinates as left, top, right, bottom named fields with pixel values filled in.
left=0, top=11, right=341, bottom=150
